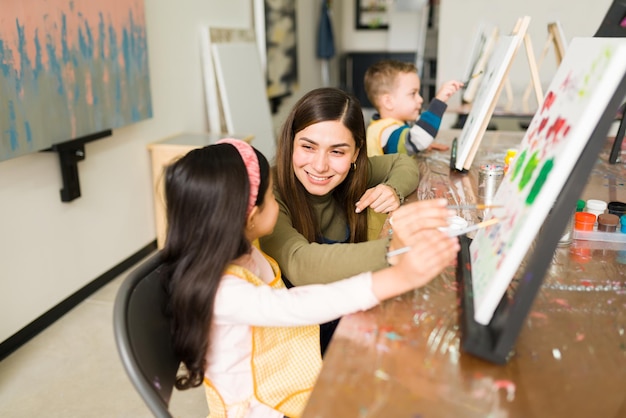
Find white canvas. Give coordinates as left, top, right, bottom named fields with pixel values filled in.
left=470, top=37, right=626, bottom=325
left=462, top=25, right=499, bottom=104
left=455, top=33, right=524, bottom=171
left=211, top=42, right=276, bottom=162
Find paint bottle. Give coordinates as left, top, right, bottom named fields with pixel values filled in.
left=503, top=149, right=518, bottom=174
left=576, top=199, right=586, bottom=213
left=574, top=212, right=596, bottom=231
left=608, top=201, right=626, bottom=217
left=597, top=213, right=619, bottom=232
left=584, top=199, right=607, bottom=219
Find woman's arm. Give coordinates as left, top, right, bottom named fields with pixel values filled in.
left=259, top=205, right=390, bottom=285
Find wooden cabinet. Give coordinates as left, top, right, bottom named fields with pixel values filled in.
left=147, top=132, right=253, bottom=248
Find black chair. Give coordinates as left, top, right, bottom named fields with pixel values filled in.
left=113, top=251, right=179, bottom=418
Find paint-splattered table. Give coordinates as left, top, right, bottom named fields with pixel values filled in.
left=302, top=130, right=626, bottom=418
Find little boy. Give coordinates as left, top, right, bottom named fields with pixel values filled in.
left=364, top=59, right=463, bottom=157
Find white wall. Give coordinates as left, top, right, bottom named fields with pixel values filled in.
left=438, top=0, right=613, bottom=115
left=0, top=0, right=329, bottom=343
left=339, top=0, right=613, bottom=125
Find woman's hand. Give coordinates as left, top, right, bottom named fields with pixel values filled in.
left=355, top=184, right=401, bottom=214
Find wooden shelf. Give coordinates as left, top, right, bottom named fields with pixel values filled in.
left=147, top=132, right=253, bottom=248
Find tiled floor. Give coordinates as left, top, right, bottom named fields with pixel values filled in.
left=0, top=252, right=208, bottom=417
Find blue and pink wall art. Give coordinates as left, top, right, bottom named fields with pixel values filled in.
left=0, top=0, right=152, bottom=162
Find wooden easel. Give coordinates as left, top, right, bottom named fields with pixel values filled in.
left=453, top=16, right=533, bottom=172
left=521, top=22, right=568, bottom=112
left=501, top=16, right=544, bottom=113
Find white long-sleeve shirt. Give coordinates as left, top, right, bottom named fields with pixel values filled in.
left=204, top=246, right=379, bottom=417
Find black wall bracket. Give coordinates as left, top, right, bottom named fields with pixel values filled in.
left=44, top=130, right=112, bottom=202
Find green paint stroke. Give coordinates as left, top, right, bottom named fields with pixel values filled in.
left=526, top=158, right=554, bottom=205
left=519, top=151, right=540, bottom=190
left=511, top=149, right=527, bottom=182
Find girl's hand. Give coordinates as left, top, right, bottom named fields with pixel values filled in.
left=396, top=229, right=460, bottom=287
left=386, top=199, right=453, bottom=263
left=355, top=184, right=401, bottom=214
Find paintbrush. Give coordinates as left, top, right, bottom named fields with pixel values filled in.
left=448, top=204, right=503, bottom=210
left=447, top=217, right=501, bottom=237
left=463, top=70, right=484, bottom=85
left=386, top=217, right=503, bottom=258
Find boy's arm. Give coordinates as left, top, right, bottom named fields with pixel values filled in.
left=407, top=98, right=447, bottom=153
left=435, top=80, right=463, bottom=102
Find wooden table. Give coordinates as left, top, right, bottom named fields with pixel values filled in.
left=302, top=130, right=626, bottom=418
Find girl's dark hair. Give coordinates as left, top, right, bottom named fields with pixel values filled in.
left=275, top=87, right=369, bottom=243
left=161, top=143, right=270, bottom=390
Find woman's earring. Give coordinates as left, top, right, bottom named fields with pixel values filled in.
left=351, top=162, right=357, bottom=171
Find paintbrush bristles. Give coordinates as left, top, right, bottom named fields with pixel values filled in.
left=463, top=70, right=484, bottom=85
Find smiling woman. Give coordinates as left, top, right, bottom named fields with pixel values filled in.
left=292, top=120, right=358, bottom=197
left=259, top=87, right=421, bottom=354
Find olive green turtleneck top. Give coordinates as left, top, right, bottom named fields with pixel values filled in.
left=259, top=153, right=419, bottom=285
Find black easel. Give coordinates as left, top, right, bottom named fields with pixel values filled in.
left=455, top=71, right=626, bottom=364
left=449, top=138, right=468, bottom=173
left=595, top=0, right=626, bottom=164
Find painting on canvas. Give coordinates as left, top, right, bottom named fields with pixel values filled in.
left=0, top=0, right=152, bottom=162
left=469, top=37, right=626, bottom=325
left=455, top=33, right=524, bottom=171
left=462, top=24, right=499, bottom=104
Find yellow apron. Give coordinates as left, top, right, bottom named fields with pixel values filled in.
left=204, top=253, right=322, bottom=418
left=366, top=117, right=403, bottom=156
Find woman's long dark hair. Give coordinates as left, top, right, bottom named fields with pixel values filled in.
left=161, top=143, right=270, bottom=390
left=275, top=87, right=369, bottom=243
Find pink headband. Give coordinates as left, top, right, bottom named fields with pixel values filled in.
left=217, top=138, right=260, bottom=216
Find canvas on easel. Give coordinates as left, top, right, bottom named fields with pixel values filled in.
left=456, top=37, right=626, bottom=365
left=199, top=26, right=277, bottom=162
left=454, top=17, right=530, bottom=171
left=469, top=37, right=626, bottom=326
left=462, top=24, right=499, bottom=104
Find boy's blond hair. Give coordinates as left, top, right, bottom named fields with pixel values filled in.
left=364, top=60, right=418, bottom=110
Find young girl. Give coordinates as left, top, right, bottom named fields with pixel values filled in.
left=161, top=139, right=458, bottom=418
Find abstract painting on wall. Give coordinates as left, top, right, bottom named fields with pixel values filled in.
left=262, top=0, right=297, bottom=111
left=0, top=0, right=152, bottom=163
